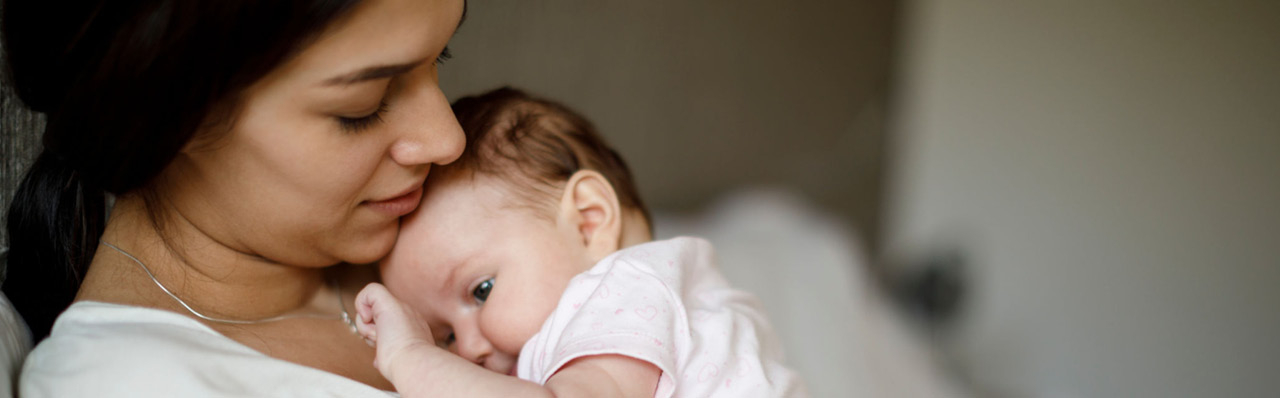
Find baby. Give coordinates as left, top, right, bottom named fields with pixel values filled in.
left=355, top=87, right=803, bottom=397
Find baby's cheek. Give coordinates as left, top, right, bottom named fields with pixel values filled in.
left=379, top=267, right=434, bottom=321
left=480, top=300, right=543, bottom=355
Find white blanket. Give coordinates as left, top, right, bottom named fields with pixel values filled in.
left=654, top=188, right=967, bottom=398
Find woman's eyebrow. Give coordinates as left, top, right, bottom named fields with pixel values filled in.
left=323, top=2, right=465, bottom=87
left=323, top=60, right=425, bottom=86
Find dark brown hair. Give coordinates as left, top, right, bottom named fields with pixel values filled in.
left=2, top=0, right=364, bottom=340
left=447, top=87, right=651, bottom=228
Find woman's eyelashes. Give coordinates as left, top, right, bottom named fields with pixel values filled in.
left=435, top=46, right=452, bottom=66
left=471, top=278, right=494, bottom=304
left=336, top=100, right=388, bottom=133
left=336, top=47, right=448, bottom=133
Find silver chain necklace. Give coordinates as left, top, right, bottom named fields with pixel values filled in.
left=102, top=241, right=358, bottom=334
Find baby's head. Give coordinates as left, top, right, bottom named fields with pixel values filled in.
left=380, top=87, right=651, bottom=375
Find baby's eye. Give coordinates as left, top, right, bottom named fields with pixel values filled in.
left=472, top=278, right=494, bottom=304
left=436, top=332, right=455, bottom=350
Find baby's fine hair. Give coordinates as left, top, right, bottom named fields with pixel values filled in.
left=446, top=87, right=652, bottom=227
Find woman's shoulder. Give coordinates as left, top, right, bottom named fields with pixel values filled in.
left=31, top=301, right=237, bottom=353
left=20, top=302, right=395, bottom=398
left=27, top=301, right=235, bottom=360
left=20, top=302, right=248, bottom=396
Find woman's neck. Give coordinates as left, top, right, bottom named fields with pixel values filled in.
left=80, top=193, right=330, bottom=321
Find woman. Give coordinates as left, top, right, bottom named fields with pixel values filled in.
left=2, top=0, right=465, bottom=395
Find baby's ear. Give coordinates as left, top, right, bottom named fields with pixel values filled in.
left=556, top=170, right=623, bottom=261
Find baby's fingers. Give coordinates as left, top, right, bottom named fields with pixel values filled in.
left=355, top=313, right=377, bottom=345
left=355, top=283, right=392, bottom=342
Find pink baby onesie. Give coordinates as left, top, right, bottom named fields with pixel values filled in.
left=516, top=237, right=806, bottom=397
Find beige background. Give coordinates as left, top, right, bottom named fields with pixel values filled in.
left=437, top=0, right=897, bottom=248
left=887, top=0, right=1280, bottom=396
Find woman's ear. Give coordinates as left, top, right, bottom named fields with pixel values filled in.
left=556, top=170, right=623, bottom=261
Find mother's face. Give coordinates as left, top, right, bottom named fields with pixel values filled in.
left=160, top=0, right=466, bottom=266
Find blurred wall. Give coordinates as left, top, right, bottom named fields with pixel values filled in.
left=886, top=0, right=1280, bottom=397
left=437, top=0, right=896, bottom=247
left=0, top=41, right=44, bottom=255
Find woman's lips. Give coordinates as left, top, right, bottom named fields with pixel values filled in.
left=363, top=186, right=424, bottom=217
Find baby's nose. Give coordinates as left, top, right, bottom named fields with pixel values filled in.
left=467, top=354, right=487, bottom=366
left=455, top=332, right=492, bottom=365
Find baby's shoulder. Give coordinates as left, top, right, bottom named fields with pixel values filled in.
left=600, top=237, right=717, bottom=272
left=615, top=236, right=714, bottom=257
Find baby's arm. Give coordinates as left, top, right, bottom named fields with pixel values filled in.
left=354, top=283, right=660, bottom=398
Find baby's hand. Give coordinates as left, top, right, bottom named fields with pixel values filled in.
left=354, top=283, right=438, bottom=381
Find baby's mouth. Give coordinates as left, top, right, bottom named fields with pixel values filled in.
left=487, top=353, right=518, bottom=377
left=504, top=356, right=519, bottom=377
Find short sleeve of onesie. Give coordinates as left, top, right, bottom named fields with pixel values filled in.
left=516, top=237, right=805, bottom=398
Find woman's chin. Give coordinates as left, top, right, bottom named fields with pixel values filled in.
left=337, top=225, right=400, bottom=265
left=352, top=241, right=397, bottom=265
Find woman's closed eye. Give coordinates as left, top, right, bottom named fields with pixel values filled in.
left=336, top=100, right=388, bottom=133
left=435, top=46, right=452, bottom=66
left=471, top=278, right=494, bottom=304
left=334, top=47, right=448, bottom=134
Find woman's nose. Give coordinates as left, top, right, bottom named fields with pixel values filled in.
left=388, top=87, right=464, bottom=167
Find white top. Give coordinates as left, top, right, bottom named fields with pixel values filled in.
left=1, top=294, right=32, bottom=398
left=517, top=237, right=806, bottom=397
left=20, top=301, right=396, bottom=398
